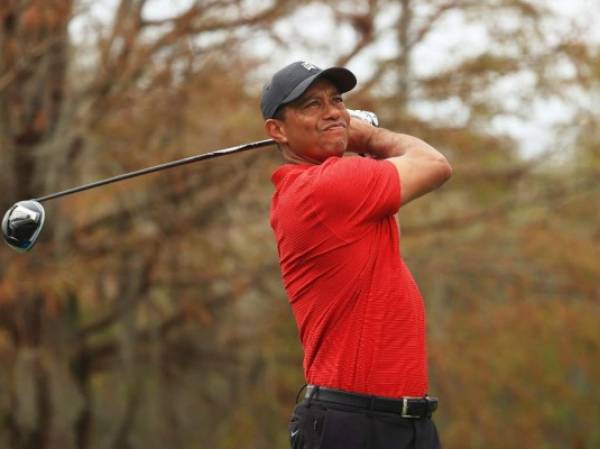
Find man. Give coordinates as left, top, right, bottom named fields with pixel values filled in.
left=262, top=61, right=452, bottom=449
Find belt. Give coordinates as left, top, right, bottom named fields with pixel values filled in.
left=305, top=385, right=438, bottom=419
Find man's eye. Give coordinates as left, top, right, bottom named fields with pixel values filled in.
left=333, top=96, right=344, bottom=103
left=305, top=100, right=319, bottom=108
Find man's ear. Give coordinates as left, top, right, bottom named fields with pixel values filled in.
left=264, top=119, right=288, bottom=145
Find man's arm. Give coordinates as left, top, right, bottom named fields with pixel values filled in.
left=347, top=117, right=452, bottom=206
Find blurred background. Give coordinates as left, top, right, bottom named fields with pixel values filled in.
left=0, top=0, right=598, bottom=448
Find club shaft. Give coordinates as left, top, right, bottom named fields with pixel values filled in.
left=34, top=139, right=275, bottom=203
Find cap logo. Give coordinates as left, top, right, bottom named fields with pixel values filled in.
left=301, top=62, right=318, bottom=71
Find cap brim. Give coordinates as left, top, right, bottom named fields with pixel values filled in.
left=280, top=67, right=357, bottom=107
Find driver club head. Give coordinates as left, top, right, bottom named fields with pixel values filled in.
left=1, top=200, right=46, bottom=252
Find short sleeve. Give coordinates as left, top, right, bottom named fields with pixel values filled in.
left=312, top=157, right=401, bottom=228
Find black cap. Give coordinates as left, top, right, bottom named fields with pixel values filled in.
left=260, top=61, right=357, bottom=119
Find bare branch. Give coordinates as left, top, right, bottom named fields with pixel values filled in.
left=335, top=0, right=378, bottom=67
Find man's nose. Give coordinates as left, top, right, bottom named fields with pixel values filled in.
left=323, top=100, right=342, bottom=119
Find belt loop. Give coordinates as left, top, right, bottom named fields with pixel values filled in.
left=306, top=385, right=319, bottom=408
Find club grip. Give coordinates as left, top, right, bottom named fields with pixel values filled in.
left=348, top=109, right=379, bottom=127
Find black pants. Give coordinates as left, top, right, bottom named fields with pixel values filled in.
left=288, top=399, right=442, bottom=449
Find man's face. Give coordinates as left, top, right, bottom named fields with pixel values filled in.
left=273, top=79, right=351, bottom=163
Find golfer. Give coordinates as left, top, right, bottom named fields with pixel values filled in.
left=262, top=61, right=452, bottom=449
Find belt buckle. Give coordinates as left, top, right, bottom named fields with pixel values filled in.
left=401, top=396, right=421, bottom=419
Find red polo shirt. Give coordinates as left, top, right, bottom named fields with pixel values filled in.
left=270, top=156, right=428, bottom=398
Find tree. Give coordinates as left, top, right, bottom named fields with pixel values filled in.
left=1, top=0, right=599, bottom=448
left=0, top=1, right=295, bottom=448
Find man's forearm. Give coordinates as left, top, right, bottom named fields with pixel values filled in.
left=365, top=128, right=445, bottom=162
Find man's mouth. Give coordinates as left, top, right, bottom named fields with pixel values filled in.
left=323, top=122, right=347, bottom=132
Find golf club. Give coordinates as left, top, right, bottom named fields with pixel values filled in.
left=1, top=109, right=378, bottom=252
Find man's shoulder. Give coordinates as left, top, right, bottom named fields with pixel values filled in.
left=315, top=156, right=395, bottom=183
left=272, top=157, right=392, bottom=196
left=323, top=155, right=392, bottom=170
left=315, top=155, right=385, bottom=177
left=271, top=157, right=342, bottom=186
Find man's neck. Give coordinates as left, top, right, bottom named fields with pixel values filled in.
left=281, top=146, right=323, bottom=165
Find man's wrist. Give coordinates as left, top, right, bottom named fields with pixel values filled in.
left=347, top=117, right=378, bottom=154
